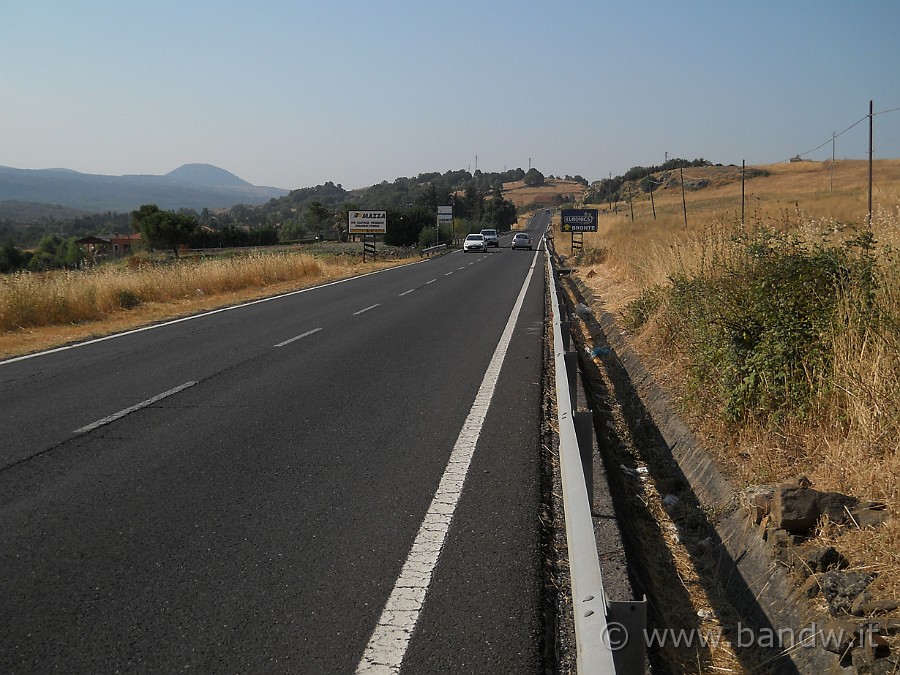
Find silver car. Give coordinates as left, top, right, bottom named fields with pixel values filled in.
left=480, top=229, right=499, bottom=248
left=511, top=232, right=533, bottom=250
left=463, top=233, right=487, bottom=252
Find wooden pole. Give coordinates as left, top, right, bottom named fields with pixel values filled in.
left=741, top=160, right=745, bottom=227
left=831, top=132, right=835, bottom=192
left=868, top=100, right=874, bottom=226
left=680, top=167, right=688, bottom=229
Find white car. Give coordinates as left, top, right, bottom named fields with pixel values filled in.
left=511, top=232, right=533, bottom=250
left=463, top=233, right=487, bottom=252
left=480, top=229, right=499, bottom=247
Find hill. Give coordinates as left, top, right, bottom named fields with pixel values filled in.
left=501, top=178, right=586, bottom=209
left=165, top=164, right=253, bottom=188
left=0, top=164, right=288, bottom=215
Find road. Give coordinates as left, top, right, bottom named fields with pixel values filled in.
left=0, top=211, right=553, bottom=673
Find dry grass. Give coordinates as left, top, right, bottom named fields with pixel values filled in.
left=565, top=159, right=900, bottom=614
left=502, top=179, right=586, bottom=208
left=0, top=249, right=406, bottom=359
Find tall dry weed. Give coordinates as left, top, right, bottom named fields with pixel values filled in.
left=0, top=251, right=330, bottom=332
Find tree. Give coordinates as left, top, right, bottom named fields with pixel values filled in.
left=0, top=240, right=26, bottom=273
left=131, top=204, right=198, bottom=258
left=459, top=182, right=484, bottom=221
left=306, top=201, right=331, bottom=240
left=523, top=168, right=545, bottom=187
left=484, top=188, right=517, bottom=231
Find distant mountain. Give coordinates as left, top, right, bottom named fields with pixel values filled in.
left=0, top=164, right=288, bottom=214
left=165, top=163, right=253, bottom=188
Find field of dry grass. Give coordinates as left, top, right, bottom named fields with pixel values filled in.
left=0, top=248, right=409, bottom=360
left=503, top=178, right=586, bottom=208
left=557, top=159, right=900, bottom=614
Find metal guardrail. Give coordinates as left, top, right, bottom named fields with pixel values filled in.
left=421, top=243, right=449, bottom=257
left=546, top=243, right=647, bottom=674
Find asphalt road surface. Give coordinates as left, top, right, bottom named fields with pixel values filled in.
left=1, top=212, right=552, bottom=673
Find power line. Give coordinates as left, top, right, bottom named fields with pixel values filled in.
left=795, top=115, right=867, bottom=159
left=794, top=105, right=900, bottom=160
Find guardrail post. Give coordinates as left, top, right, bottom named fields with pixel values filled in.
left=564, top=351, right=578, bottom=409
left=574, top=411, right=594, bottom=512
left=609, top=599, right=648, bottom=673
left=557, top=287, right=568, bottom=318
left=560, top=320, right=571, bottom=351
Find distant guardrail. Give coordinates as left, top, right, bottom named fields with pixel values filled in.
left=420, top=243, right=449, bottom=257
left=546, top=239, right=646, bottom=674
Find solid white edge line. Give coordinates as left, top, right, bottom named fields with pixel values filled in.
left=72, top=381, right=198, bottom=435
left=274, top=327, right=323, bottom=348
left=1, top=259, right=425, bottom=367
left=353, top=303, right=381, bottom=316
left=355, top=249, right=540, bottom=674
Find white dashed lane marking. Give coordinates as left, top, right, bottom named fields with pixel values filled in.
left=274, top=327, right=323, bottom=347
left=73, top=381, right=198, bottom=435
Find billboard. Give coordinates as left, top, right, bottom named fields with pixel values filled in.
left=437, top=205, right=453, bottom=225
left=348, top=210, right=387, bottom=234
left=560, top=209, right=598, bottom=232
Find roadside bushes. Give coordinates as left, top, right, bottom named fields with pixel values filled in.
left=629, top=224, right=880, bottom=423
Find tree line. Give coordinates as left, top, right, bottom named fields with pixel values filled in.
left=584, top=158, right=711, bottom=204
left=0, top=164, right=560, bottom=271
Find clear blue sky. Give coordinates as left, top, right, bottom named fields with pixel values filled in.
left=3, top=0, right=899, bottom=190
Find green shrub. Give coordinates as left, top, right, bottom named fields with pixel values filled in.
left=665, top=226, right=878, bottom=423
left=623, top=284, right=664, bottom=330
left=117, top=289, right=141, bottom=310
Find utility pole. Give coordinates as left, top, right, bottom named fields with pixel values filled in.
left=830, top=132, right=835, bottom=192
left=868, top=100, right=873, bottom=226
left=608, top=172, right=613, bottom=212
left=741, top=159, right=746, bottom=227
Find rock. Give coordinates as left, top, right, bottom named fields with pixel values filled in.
left=801, top=546, right=847, bottom=576
left=819, top=616, right=863, bottom=654
left=799, top=574, right=821, bottom=599
left=774, top=484, right=820, bottom=534
left=850, top=591, right=874, bottom=616
left=770, top=528, right=792, bottom=550
left=745, top=485, right=774, bottom=525
left=773, top=484, right=866, bottom=533
left=817, top=490, right=859, bottom=525
left=822, top=571, right=877, bottom=615
left=853, top=600, right=900, bottom=617
left=852, top=503, right=891, bottom=529
left=662, top=494, right=679, bottom=511
left=872, top=619, right=900, bottom=635
left=851, top=632, right=894, bottom=673
left=619, top=464, right=638, bottom=478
